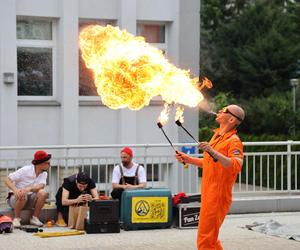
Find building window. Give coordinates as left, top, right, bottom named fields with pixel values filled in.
left=17, top=18, right=55, bottom=98
left=137, top=23, right=167, bottom=54
left=17, top=47, right=52, bottom=96
left=79, top=19, right=115, bottom=96
left=17, top=19, right=52, bottom=40
left=137, top=24, right=165, bottom=43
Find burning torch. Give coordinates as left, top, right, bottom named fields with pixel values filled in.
left=157, top=104, right=189, bottom=168
left=175, top=106, right=218, bottom=162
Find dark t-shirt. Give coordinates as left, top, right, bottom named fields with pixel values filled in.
left=62, top=174, right=96, bottom=199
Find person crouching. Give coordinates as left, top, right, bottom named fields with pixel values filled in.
left=55, top=171, right=98, bottom=226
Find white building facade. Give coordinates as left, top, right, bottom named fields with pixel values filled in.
left=0, top=0, right=200, bottom=195
left=0, top=0, right=200, bottom=149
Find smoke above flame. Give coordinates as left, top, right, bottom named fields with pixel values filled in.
left=79, top=25, right=204, bottom=111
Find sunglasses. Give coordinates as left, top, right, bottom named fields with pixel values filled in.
left=220, top=107, right=243, bottom=122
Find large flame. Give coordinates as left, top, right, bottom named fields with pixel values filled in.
left=79, top=25, right=204, bottom=110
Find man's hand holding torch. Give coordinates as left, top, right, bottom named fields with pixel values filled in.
left=175, top=151, right=190, bottom=164
left=175, top=150, right=204, bottom=167
left=175, top=141, right=220, bottom=168
left=198, top=142, right=215, bottom=156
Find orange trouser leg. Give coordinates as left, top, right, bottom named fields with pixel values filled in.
left=197, top=210, right=226, bottom=250
left=216, top=240, right=223, bottom=250
left=197, top=215, right=219, bottom=249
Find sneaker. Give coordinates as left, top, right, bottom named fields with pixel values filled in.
left=13, top=218, right=21, bottom=228
left=55, top=218, right=67, bottom=227
left=30, top=216, right=43, bottom=227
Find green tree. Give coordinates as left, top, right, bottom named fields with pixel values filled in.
left=239, top=91, right=295, bottom=135
left=201, top=0, right=251, bottom=31
left=200, top=0, right=252, bottom=78
left=201, top=0, right=300, bottom=98
left=199, top=90, right=300, bottom=139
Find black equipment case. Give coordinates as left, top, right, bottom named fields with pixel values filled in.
left=174, top=202, right=201, bottom=229
left=85, top=200, right=120, bottom=234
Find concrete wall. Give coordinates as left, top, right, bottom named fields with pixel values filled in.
left=0, top=0, right=200, bottom=194
left=0, top=0, right=18, bottom=159
left=1, top=0, right=200, bottom=150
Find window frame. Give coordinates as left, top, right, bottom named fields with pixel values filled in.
left=17, top=17, right=56, bottom=101
left=78, top=19, right=116, bottom=100
left=136, top=22, right=168, bottom=55
left=136, top=22, right=168, bottom=103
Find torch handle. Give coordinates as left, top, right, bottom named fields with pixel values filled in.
left=176, top=150, right=189, bottom=168
left=157, top=122, right=189, bottom=168
left=206, top=151, right=218, bottom=162
left=176, top=122, right=218, bottom=162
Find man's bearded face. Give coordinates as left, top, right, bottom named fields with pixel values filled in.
left=121, top=152, right=132, bottom=167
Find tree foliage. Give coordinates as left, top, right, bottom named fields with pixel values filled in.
left=199, top=90, right=300, bottom=140
left=201, top=0, right=300, bottom=98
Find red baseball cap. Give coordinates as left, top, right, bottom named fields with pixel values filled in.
left=121, top=147, right=133, bottom=157
left=32, top=150, right=51, bottom=165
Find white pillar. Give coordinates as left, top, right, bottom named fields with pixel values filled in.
left=118, top=0, right=138, bottom=144
left=178, top=0, right=200, bottom=193
left=178, top=0, right=200, bottom=144
left=0, top=0, right=18, bottom=157
left=57, top=0, right=79, bottom=147
left=119, top=0, right=137, bottom=34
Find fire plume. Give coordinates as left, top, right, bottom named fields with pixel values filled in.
left=79, top=25, right=204, bottom=111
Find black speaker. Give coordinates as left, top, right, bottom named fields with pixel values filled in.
left=85, top=219, right=120, bottom=234
left=89, top=200, right=119, bottom=224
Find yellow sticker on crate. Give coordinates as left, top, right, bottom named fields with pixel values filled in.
left=131, top=197, right=168, bottom=223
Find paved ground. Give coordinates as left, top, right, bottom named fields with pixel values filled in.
left=1, top=212, right=299, bottom=250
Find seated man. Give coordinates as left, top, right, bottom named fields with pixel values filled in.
left=111, top=147, right=147, bottom=200
left=55, top=171, right=98, bottom=226
left=4, top=150, right=51, bottom=228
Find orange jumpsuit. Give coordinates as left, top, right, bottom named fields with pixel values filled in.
left=197, top=128, right=244, bottom=250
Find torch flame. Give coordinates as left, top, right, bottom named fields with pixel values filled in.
left=79, top=25, right=204, bottom=111
left=175, top=106, right=184, bottom=124
left=158, top=103, right=172, bottom=126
